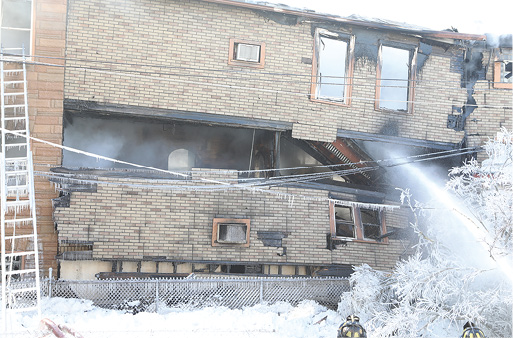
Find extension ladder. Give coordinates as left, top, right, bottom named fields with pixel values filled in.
left=0, top=46, right=41, bottom=331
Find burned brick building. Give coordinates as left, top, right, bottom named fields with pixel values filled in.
left=1, top=0, right=511, bottom=279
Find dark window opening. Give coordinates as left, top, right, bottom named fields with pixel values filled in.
left=334, top=205, right=355, bottom=238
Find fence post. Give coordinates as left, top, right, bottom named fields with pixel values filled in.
left=48, top=268, right=52, bottom=298
left=259, top=279, right=264, bottom=304
left=155, top=279, right=159, bottom=313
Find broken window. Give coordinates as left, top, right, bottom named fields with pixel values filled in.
left=212, top=218, right=250, bottom=247
left=329, top=201, right=386, bottom=242
left=376, top=43, right=417, bottom=113
left=228, top=39, right=265, bottom=68
left=334, top=205, right=355, bottom=238
left=311, top=29, right=355, bottom=104
left=0, top=0, right=33, bottom=55
left=360, top=208, right=381, bottom=240
left=493, top=52, right=512, bottom=89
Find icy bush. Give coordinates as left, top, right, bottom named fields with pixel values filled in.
left=340, top=129, right=513, bottom=338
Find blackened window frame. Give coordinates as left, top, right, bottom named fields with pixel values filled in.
left=329, top=201, right=387, bottom=243
left=375, top=42, right=418, bottom=114
left=310, top=28, right=355, bottom=106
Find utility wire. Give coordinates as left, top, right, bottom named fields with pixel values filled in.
left=4, top=52, right=511, bottom=89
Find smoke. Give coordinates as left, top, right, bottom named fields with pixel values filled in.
left=62, top=113, right=261, bottom=172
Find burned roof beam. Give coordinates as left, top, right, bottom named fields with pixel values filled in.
left=337, top=129, right=458, bottom=150
left=64, top=99, right=293, bottom=132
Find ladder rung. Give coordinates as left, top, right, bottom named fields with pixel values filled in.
left=7, top=306, right=39, bottom=313
left=5, top=251, right=36, bottom=258
left=4, top=268, right=37, bottom=275
left=3, top=104, right=25, bottom=108
left=4, top=117, right=26, bottom=121
left=5, top=156, right=28, bottom=161
left=5, top=170, right=28, bottom=174
left=5, top=200, right=31, bottom=206
left=5, top=143, right=28, bottom=147
left=4, top=80, right=24, bottom=85
left=3, top=92, right=24, bottom=96
left=2, top=69, right=23, bottom=73
left=5, top=233, right=35, bottom=239
left=8, top=287, right=38, bottom=294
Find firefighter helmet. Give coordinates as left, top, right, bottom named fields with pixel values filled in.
left=461, top=322, right=486, bottom=338
left=337, top=315, right=367, bottom=338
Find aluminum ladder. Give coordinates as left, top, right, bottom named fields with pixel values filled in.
left=0, top=46, right=41, bottom=331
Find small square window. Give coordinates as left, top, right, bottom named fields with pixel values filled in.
left=228, top=39, right=265, bottom=68
left=212, top=218, right=250, bottom=247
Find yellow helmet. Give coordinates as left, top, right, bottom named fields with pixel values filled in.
left=461, top=322, right=486, bottom=338
left=337, top=315, right=367, bottom=338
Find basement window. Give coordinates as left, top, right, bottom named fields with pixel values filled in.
left=375, top=43, right=417, bottom=113
left=311, top=29, right=355, bottom=105
left=212, top=218, right=250, bottom=247
left=228, top=39, right=265, bottom=68
left=0, top=0, right=33, bottom=56
left=493, top=53, right=512, bottom=89
left=329, top=201, right=386, bottom=243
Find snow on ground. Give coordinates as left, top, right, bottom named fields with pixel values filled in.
left=7, top=297, right=343, bottom=338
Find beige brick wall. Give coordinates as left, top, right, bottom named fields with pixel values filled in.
left=64, top=0, right=469, bottom=144
left=54, top=176, right=409, bottom=271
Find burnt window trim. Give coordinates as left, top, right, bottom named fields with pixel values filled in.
left=493, top=56, right=512, bottom=89
left=329, top=201, right=388, bottom=244
left=310, top=28, right=355, bottom=107
left=212, top=217, right=251, bottom=247
left=228, top=38, right=266, bottom=69
left=375, top=41, right=418, bottom=114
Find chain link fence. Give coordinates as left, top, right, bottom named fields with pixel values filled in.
left=2, top=275, right=350, bottom=313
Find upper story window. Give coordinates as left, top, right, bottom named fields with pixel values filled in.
left=228, top=39, right=265, bottom=68
left=311, top=29, right=355, bottom=105
left=493, top=52, right=512, bottom=89
left=375, top=43, right=418, bottom=113
left=329, top=201, right=387, bottom=243
left=0, top=0, right=33, bottom=56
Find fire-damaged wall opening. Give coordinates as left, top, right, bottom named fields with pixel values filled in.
left=62, top=111, right=278, bottom=174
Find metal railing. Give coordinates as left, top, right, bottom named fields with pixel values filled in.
left=1, top=275, right=349, bottom=313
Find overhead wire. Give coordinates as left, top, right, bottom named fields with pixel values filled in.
left=4, top=52, right=511, bottom=90
left=1, top=55, right=511, bottom=107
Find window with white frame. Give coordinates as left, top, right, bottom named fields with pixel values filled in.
left=375, top=43, right=417, bottom=113
left=0, top=0, right=33, bottom=55
left=311, top=29, right=355, bottom=105
left=228, top=39, right=265, bottom=68
left=330, top=201, right=386, bottom=242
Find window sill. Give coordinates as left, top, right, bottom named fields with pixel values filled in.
left=310, top=97, right=351, bottom=107
left=375, top=107, right=412, bottom=115
left=492, top=82, right=512, bottom=89
left=228, top=60, right=265, bottom=69
left=331, top=236, right=388, bottom=245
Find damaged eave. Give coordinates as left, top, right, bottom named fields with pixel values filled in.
left=200, top=0, right=486, bottom=42
left=64, top=99, right=293, bottom=132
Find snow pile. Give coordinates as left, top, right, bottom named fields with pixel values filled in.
left=9, top=297, right=342, bottom=338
